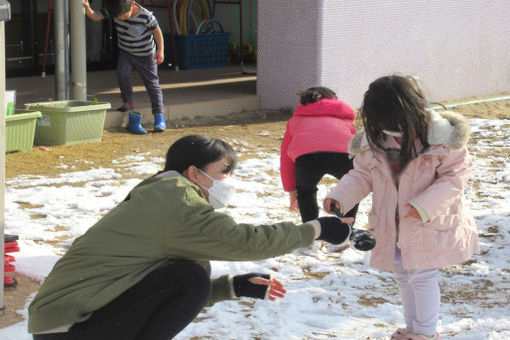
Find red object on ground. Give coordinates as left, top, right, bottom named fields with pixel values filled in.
left=4, top=262, right=15, bottom=272
left=4, top=275, right=17, bottom=287
left=5, top=241, right=20, bottom=253
left=4, top=234, right=20, bottom=287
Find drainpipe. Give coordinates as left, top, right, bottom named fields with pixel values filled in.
left=0, top=0, right=11, bottom=312
left=430, top=95, right=510, bottom=110
left=53, top=0, right=66, bottom=100
left=70, top=0, right=87, bottom=100
left=64, top=0, right=70, bottom=99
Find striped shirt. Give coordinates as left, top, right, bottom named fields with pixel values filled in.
left=100, top=4, right=159, bottom=57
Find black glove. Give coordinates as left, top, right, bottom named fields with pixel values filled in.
left=350, top=229, right=377, bottom=251
left=232, top=273, right=270, bottom=299
left=316, top=216, right=351, bottom=245
left=329, top=204, right=376, bottom=251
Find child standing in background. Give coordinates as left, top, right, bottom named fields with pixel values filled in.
left=324, top=75, right=479, bottom=340
left=280, top=86, right=358, bottom=222
left=83, top=0, right=166, bottom=134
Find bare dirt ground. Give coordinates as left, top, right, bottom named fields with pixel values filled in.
left=5, top=93, right=510, bottom=180
left=2, top=93, right=509, bottom=329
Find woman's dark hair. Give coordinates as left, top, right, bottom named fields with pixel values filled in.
left=106, top=0, right=133, bottom=19
left=361, top=75, right=430, bottom=166
left=162, top=135, right=237, bottom=174
left=299, top=86, right=337, bottom=105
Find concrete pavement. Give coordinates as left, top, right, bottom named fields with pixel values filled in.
left=6, top=65, right=259, bottom=129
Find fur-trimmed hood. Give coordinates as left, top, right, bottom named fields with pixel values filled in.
left=348, top=110, right=471, bottom=155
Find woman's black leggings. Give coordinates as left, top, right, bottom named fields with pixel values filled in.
left=295, top=152, right=358, bottom=222
left=33, top=261, right=211, bottom=340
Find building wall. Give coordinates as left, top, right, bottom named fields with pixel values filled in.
left=257, top=1, right=323, bottom=109
left=257, top=0, right=510, bottom=109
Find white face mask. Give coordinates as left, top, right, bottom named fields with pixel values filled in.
left=197, top=169, right=236, bottom=209
left=382, top=130, right=404, bottom=138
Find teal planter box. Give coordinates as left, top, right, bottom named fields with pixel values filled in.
left=25, top=100, right=111, bottom=146
left=5, top=110, right=42, bottom=153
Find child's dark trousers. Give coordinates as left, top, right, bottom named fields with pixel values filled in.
left=295, top=152, right=358, bottom=222
left=117, top=49, right=164, bottom=115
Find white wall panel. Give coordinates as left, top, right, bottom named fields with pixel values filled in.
left=258, top=0, right=510, bottom=109
left=257, top=1, right=323, bottom=109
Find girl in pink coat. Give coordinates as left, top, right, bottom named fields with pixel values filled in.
left=324, top=75, right=479, bottom=340
left=280, top=87, right=357, bottom=222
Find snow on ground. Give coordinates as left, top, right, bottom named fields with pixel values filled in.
left=1, top=118, right=509, bottom=339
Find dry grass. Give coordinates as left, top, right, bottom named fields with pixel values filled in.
left=0, top=274, right=40, bottom=329
left=5, top=109, right=291, bottom=179
left=14, top=202, right=44, bottom=209
left=358, top=294, right=391, bottom=307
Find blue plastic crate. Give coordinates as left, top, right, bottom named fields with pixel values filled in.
left=172, top=32, right=231, bottom=70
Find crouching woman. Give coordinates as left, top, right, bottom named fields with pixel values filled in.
left=28, top=135, right=352, bottom=340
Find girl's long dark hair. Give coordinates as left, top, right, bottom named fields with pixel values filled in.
left=361, top=75, right=430, bottom=166
left=162, top=135, right=237, bottom=174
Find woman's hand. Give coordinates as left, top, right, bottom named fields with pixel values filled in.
left=232, top=273, right=286, bottom=301
left=323, top=198, right=340, bottom=214
left=248, top=276, right=286, bottom=301
left=289, top=191, right=299, bottom=211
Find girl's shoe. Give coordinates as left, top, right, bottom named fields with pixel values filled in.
left=391, top=328, right=413, bottom=339
left=403, top=333, right=441, bottom=340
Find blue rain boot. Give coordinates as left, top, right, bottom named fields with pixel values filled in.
left=154, top=113, right=166, bottom=132
left=127, top=111, right=148, bottom=135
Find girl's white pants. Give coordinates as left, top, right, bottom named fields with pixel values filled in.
left=393, top=247, right=440, bottom=336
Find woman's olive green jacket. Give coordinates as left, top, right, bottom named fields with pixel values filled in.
left=28, top=171, right=316, bottom=334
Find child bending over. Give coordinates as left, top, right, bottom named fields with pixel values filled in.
left=280, top=86, right=358, bottom=222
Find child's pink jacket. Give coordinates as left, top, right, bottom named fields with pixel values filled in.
left=280, top=98, right=356, bottom=191
left=326, top=110, right=479, bottom=271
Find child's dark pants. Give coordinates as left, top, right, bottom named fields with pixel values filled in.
left=117, top=49, right=165, bottom=115
left=295, top=152, right=358, bottom=222
left=33, top=261, right=211, bottom=340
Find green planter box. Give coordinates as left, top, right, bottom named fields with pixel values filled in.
left=5, top=109, right=42, bottom=153
left=24, top=100, right=111, bottom=146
